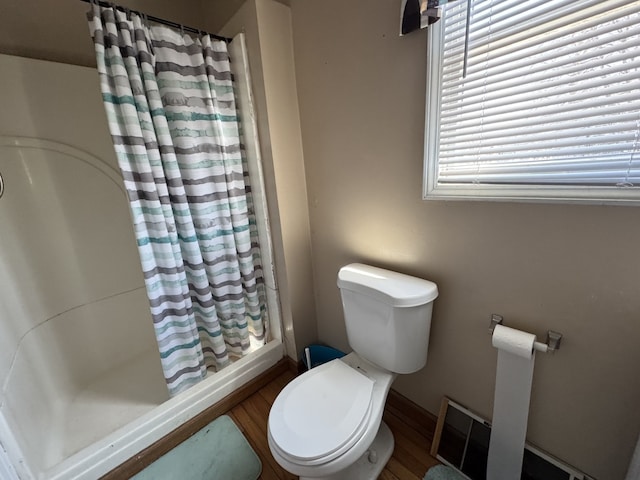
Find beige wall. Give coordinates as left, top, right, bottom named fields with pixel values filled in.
left=203, top=0, right=290, bottom=32
left=0, top=0, right=207, bottom=67
left=290, top=1, right=640, bottom=479
left=203, top=0, right=252, bottom=32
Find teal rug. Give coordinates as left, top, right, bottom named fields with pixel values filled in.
left=132, top=415, right=261, bottom=480
left=424, top=465, right=466, bottom=480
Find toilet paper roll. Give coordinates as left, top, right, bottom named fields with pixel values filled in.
left=487, top=324, right=537, bottom=480
left=491, top=324, right=536, bottom=359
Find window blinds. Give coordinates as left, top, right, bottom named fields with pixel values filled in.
left=429, top=0, right=640, bottom=195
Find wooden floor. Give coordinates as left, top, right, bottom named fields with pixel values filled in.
left=227, top=368, right=440, bottom=480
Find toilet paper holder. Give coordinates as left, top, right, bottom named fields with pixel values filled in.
left=489, top=314, right=563, bottom=353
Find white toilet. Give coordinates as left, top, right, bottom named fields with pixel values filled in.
left=268, top=263, right=438, bottom=480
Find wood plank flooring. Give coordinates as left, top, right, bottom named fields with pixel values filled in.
left=228, top=368, right=440, bottom=480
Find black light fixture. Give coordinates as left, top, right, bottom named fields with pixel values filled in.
left=400, top=0, right=443, bottom=36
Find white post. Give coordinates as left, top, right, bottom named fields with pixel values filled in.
left=626, top=433, right=640, bottom=480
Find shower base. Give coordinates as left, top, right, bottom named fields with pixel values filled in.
left=50, top=349, right=168, bottom=469
left=39, top=340, right=283, bottom=480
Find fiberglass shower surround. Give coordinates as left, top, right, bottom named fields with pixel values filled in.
left=0, top=23, right=283, bottom=480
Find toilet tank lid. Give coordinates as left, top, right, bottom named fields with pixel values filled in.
left=337, top=263, right=438, bottom=307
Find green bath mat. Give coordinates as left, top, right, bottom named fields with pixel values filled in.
left=424, top=465, right=466, bottom=480
left=132, top=415, right=261, bottom=480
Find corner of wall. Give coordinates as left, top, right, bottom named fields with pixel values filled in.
left=217, top=0, right=318, bottom=361
left=254, top=0, right=318, bottom=356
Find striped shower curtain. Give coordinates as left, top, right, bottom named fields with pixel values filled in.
left=88, top=5, right=267, bottom=396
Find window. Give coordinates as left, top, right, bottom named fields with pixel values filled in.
left=424, top=0, right=640, bottom=204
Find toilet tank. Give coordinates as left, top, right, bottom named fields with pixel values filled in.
left=337, top=264, right=438, bottom=374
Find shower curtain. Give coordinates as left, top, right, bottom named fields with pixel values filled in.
left=87, top=5, right=267, bottom=396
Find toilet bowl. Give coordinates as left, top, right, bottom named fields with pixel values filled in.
left=267, top=264, right=438, bottom=479
left=268, top=353, right=396, bottom=479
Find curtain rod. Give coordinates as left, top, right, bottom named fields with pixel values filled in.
left=80, top=0, right=232, bottom=42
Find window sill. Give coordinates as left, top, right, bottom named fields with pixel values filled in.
left=423, top=182, right=640, bottom=206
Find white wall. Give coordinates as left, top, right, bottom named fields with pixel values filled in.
left=0, top=54, right=159, bottom=476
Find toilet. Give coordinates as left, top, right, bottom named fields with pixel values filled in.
left=268, top=263, right=438, bottom=480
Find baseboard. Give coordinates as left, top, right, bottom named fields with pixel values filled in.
left=386, top=388, right=438, bottom=442
left=100, top=358, right=290, bottom=480
left=286, top=355, right=301, bottom=374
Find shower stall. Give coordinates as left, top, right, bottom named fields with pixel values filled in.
left=0, top=38, right=283, bottom=480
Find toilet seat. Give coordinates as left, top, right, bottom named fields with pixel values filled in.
left=268, top=359, right=375, bottom=466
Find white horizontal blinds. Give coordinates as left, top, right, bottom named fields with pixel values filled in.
left=436, top=0, right=640, bottom=187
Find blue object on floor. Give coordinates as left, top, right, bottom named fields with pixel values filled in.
left=424, top=464, right=466, bottom=480
left=301, top=344, right=346, bottom=369
left=132, top=415, right=261, bottom=480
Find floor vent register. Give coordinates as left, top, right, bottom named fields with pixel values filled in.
left=431, top=398, right=594, bottom=480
